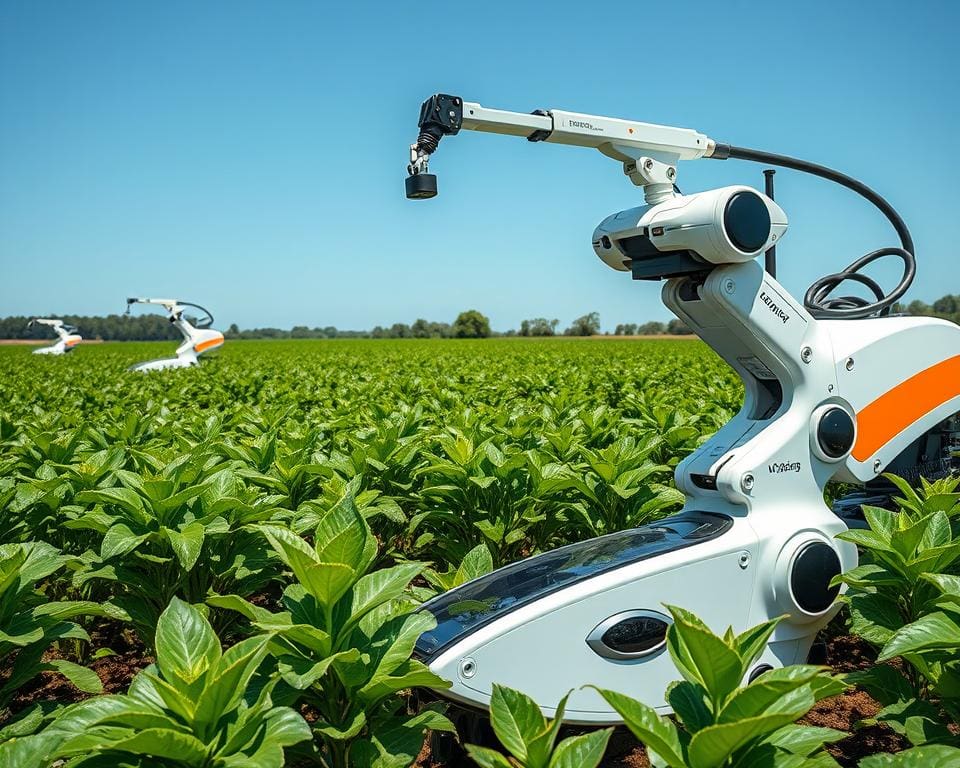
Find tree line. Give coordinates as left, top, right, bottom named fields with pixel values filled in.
left=4, top=295, right=958, bottom=340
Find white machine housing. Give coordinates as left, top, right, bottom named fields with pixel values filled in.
left=29, top=318, right=82, bottom=356
left=126, top=298, right=224, bottom=372
left=593, top=186, right=787, bottom=272
left=406, top=94, right=960, bottom=724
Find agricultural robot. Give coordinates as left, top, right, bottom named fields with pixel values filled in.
left=27, top=318, right=82, bottom=356
left=125, top=298, right=224, bottom=372
left=404, top=94, right=960, bottom=723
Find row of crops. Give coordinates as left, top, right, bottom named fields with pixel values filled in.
left=1, top=339, right=958, bottom=767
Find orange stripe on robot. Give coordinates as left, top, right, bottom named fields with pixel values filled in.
left=852, top=354, right=960, bottom=462
left=194, top=336, right=224, bottom=353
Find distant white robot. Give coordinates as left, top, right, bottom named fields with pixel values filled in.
left=28, top=318, right=82, bottom=356
left=126, top=298, right=224, bottom=372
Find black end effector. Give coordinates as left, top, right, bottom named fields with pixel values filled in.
left=406, top=94, right=463, bottom=200
left=416, top=94, right=463, bottom=152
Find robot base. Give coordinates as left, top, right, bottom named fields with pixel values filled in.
left=415, top=509, right=852, bottom=724
left=129, top=354, right=199, bottom=372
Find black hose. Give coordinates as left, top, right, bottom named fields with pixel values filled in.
left=178, top=302, right=215, bottom=328
left=713, top=144, right=916, bottom=319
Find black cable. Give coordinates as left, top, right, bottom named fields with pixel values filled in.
left=712, top=144, right=915, bottom=319
left=178, top=302, right=214, bottom=328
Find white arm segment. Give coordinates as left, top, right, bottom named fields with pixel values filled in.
left=408, top=95, right=716, bottom=202
left=127, top=298, right=183, bottom=315
left=461, top=102, right=713, bottom=161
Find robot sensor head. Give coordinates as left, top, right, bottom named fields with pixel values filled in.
left=593, top=186, right=787, bottom=277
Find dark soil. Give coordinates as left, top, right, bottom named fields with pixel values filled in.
left=5, top=620, right=152, bottom=715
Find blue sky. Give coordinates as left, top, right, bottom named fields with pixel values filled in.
left=1, top=1, right=957, bottom=332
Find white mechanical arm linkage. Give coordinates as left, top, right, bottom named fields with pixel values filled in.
left=125, top=297, right=224, bottom=372
left=404, top=94, right=958, bottom=723
left=408, top=96, right=716, bottom=204
left=28, top=318, right=82, bottom=356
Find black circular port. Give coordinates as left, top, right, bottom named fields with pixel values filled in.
left=817, top=407, right=856, bottom=459
left=723, top=191, right=771, bottom=253
left=600, top=235, right=612, bottom=249
left=406, top=174, right=438, bottom=200
left=790, top=542, right=841, bottom=614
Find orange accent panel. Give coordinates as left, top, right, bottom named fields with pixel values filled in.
left=852, top=354, right=960, bottom=461
left=194, top=336, right=224, bottom=353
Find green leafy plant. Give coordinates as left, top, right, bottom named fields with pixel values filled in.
left=849, top=572, right=960, bottom=747
left=11, top=597, right=310, bottom=767
left=835, top=482, right=960, bottom=746
left=0, top=542, right=110, bottom=715
left=593, top=606, right=847, bottom=767
left=423, top=542, right=494, bottom=594
left=465, top=684, right=612, bottom=768
left=210, top=493, right=455, bottom=768
left=835, top=503, right=960, bottom=648
left=70, top=461, right=280, bottom=643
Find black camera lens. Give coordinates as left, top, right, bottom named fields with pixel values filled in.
left=406, top=174, right=438, bottom=200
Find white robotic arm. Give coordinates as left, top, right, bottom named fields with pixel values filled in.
left=125, top=297, right=224, bottom=372
left=407, top=95, right=716, bottom=204
left=402, top=92, right=960, bottom=724
left=28, top=318, right=82, bottom=355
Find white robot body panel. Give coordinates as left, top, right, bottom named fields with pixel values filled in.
left=28, top=319, right=82, bottom=356
left=418, top=259, right=863, bottom=721
left=593, top=187, right=787, bottom=273
left=126, top=299, right=224, bottom=373
left=404, top=93, right=953, bottom=722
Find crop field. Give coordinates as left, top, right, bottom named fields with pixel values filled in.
left=1, top=339, right=958, bottom=767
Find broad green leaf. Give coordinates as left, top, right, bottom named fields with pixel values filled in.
left=879, top=612, right=960, bottom=661
left=549, top=728, right=613, bottom=768
left=594, top=687, right=686, bottom=767
left=100, top=523, right=148, bottom=561
left=464, top=744, right=517, bottom=768
left=686, top=686, right=815, bottom=768
left=165, top=521, right=205, bottom=571
left=666, top=605, right=743, bottom=705
left=488, top=684, right=546, bottom=762
left=46, top=659, right=103, bottom=694
left=154, top=597, right=221, bottom=685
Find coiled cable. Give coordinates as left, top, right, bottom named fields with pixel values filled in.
left=712, top=144, right=915, bottom=319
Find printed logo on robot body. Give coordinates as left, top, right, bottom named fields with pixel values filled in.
left=760, top=291, right=790, bottom=324
left=568, top=120, right=603, bottom=132
left=768, top=461, right=801, bottom=474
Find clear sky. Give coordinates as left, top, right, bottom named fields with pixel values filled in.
left=1, top=1, right=957, bottom=332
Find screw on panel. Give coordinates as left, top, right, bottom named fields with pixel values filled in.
left=666, top=167, right=676, bottom=180
left=845, top=358, right=855, bottom=371
left=738, top=552, right=751, bottom=569
left=723, top=279, right=736, bottom=295
left=459, top=658, right=477, bottom=679
left=741, top=474, right=755, bottom=492
left=643, top=158, right=654, bottom=171
left=873, top=459, right=882, bottom=474
left=801, top=346, right=812, bottom=364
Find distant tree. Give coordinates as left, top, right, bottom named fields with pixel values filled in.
left=227, top=323, right=240, bottom=337
left=389, top=323, right=411, bottom=339
left=637, top=321, right=665, bottom=335
left=564, top=312, right=601, bottom=337
left=452, top=310, right=491, bottom=338
left=666, top=318, right=693, bottom=335
left=290, top=325, right=311, bottom=339
left=520, top=317, right=558, bottom=337
left=411, top=318, right=431, bottom=338
left=614, top=323, right=639, bottom=336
